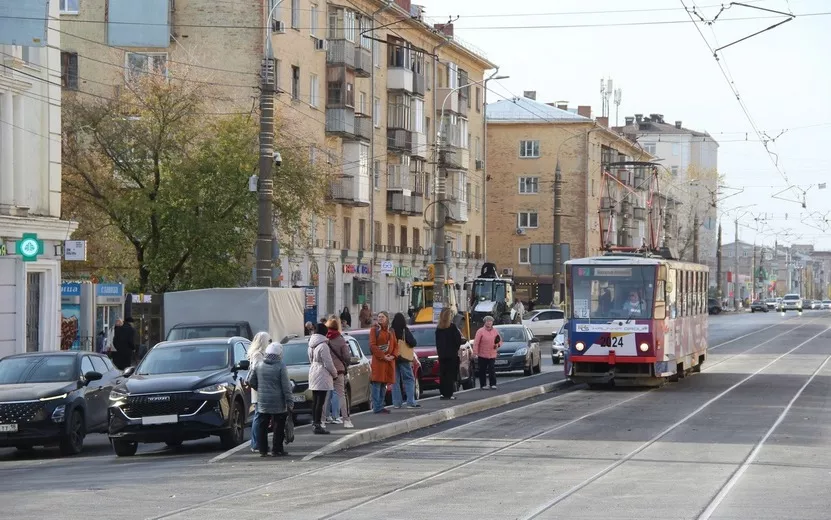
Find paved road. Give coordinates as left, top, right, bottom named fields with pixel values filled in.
left=3, top=310, right=831, bottom=519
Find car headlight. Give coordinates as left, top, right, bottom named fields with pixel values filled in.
left=515, top=347, right=528, bottom=356
left=39, top=393, right=67, bottom=401
left=109, top=389, right=128, bottom=402
left=195, top=383, right=230, bottom=394
left=639, top=342, right=650, bottom=352
left=427, top=355, right=438, bottom=360
left=575, top=341, right=585, bottom=352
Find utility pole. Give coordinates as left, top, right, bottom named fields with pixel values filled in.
left=553, top=161, right=563, bottom=305
left=751, top=244, right=757, bottom=301
left=692, top=213, right=699, bottom=263
left=256, top=56, right=276, bottom=286
left=716, top=222, right=723, bottom=298
left=734, top=218, right=740, bottom=310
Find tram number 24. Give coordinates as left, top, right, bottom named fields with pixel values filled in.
left=600, top=336, right=625, bottom=348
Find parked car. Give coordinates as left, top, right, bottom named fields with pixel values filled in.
left=492, top=325, right=542, bottom=375
left=165, top=321, right=254, bottom=341
left=822, top=300, right=831, bottom=310
left=0, top=351, right=122, bottom=455
left=764, top=298, right=778, bottom=310
left=281, top=333, right=372, bottom=417
left=707, top=298, right=722, bottom=315
left=780, top=294, right=803, bottom=312
left=107, top=337, right=252, bottom=457
left=521, top=309, right=565, bottom=338
left=552, top=323, right=567, bottom=365
left=812, top=300, right=822, bottom=310
left=750, top=300, right=768, bottom=313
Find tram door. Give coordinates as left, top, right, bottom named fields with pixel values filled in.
left=666, top=268, right=678, bottom=357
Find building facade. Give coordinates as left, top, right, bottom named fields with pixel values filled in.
left=0, top=1, right=77, bottom=357
left=60, top=0, right=492, bottom=319
left=486, top=94, right=653, bottom=305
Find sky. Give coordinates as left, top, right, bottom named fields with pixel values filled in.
left=415, top=0, right=831, bottom=250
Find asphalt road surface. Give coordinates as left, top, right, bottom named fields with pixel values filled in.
left=3, top=310, right=831, bottom=520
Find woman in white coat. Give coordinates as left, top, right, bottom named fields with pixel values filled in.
left=308, top=331, right=337, bottom=435
left=247, top=332, right=270, bottom=452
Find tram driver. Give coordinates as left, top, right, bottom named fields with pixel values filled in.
left=622, top=290, right=644, bottom=317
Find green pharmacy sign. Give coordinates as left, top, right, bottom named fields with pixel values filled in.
left=15, top=233, right=44, bottom=262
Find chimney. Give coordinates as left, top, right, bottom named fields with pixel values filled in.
left=649, top=113, right=663, bottom=123
left=556, top=102, right=568, bottom=111
left=635, top=114, right=643, bottom=123
left=675, top=120, right=682, bottom=129
left=394, top=0, right=412, bottom=11
left=523, top=91, right=536, bottom=101
left=625, top=116, right=634, bottom=126
left=434, top=23, right=454, bottom=37
left=577, top=105, right=592, bottom=118
left=596, top=116, right=609, bottom=128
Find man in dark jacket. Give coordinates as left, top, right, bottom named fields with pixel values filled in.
left=111, top=318, right=136, bottom=370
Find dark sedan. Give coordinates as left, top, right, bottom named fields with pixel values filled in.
left=750, top=300, right=769, bottom=313
left=0, top=351, right=122, bottom=455
left=107, top=337, right=252, bottom=457
left=492, top=325, right=542, bottom=375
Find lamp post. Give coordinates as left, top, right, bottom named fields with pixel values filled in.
left=481, top=73, right=509, bottom=261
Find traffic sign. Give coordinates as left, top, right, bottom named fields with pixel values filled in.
left=16, top=233, right=43, bottom=262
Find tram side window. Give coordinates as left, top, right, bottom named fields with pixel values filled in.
left=699, top=272, right=704, bottom=314
left=655, top=280, right=666, bottom=319
left=668, top=269, right=678, bottom=319
left=678, top=271, right=684, bottom=317
left=693, top=272, right=699, bottom=315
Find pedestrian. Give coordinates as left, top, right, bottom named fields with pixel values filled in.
left=473, top=315, right=500, bottom=390
left=340, top=307, right=352, bottom=329
left=248, top=342, right=293, bottom=457
left=96, top=330, right=106, bottom=354
left=246, top=331, right=270, bottom=453
left=304, top=321, right=314, bottom=336
left=322, top=317, right=354, bottom=428
left=390, top=312, right=419, bottom=408
left=308, top=329, right=337, bottom=434
left=359, top=303, right=372, bottom=328
left=369, top=311, right=397, bottom=414
left=513, top=299, right=525, bottom=320
left=111, top=318, right=135, bottom=370
left=435, top=308, right=464, bottom=400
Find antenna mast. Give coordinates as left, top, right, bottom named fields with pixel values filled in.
left=613, top=87, right=622, bottom=127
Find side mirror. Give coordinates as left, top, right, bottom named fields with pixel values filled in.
left=236, top=360, right=251, bottom=371
left=84, top=371, right=103, bottom=384
left=122, top=366, right=135, bottom=378
left=350, top=356, right=360, bottom=365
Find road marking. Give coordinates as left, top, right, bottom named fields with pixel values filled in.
left=697, top=353, right=831, bottom=520
left=519, top=324, right=831, bottom=520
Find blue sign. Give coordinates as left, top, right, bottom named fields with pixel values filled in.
left=61, top=282, right=81, bottom=296
left=96, top=284, right=124, bottom=298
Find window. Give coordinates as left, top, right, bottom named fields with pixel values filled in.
left=359, top=91, right=367, bottom=115
left=476, top=87, right=482, bottom=112
left=60, top=0, right=79, bottom=14
left=344, top=10, right=357, bottom=42
left=465, top=234, right=471, bottom=254
left=21, top=46, right=39, bottom=66
left=518, top=211, right=538, bottom=228
left=327, top=80, right=354, bottom=107
left=474, top=184, right=480, bottom=211
left=671, top=166, right=679, bottom=176
left=475, top=236, right=481, bottom=256
left=672, top=143, right=680, bottom=156
left=475, top=137, right=481, bottom=161
left=519, top=247, right=530, bottom=264
left=373, top=39, right=381, bottom=67
left=327, top=218, right=335, bottom=245
left=291, top=66, right=300, bottom=99
left=400, top=226, right=408, bottom=250
left=374, top=221, right=382, bottom=247
left=519, top=140, right=540, bottom=158
left=310, top=4, right=319, bottom=36
left=309, top=74, right=319, bottom=107
left=388, top=37, right=411, bottom=68
left=344, top=217, right=352, bottom=250
left=291, top=0, right=300, bottom=29
left=234, top=342, right=248, bottom=366
left=387, top=224, right=395, bottom=248
left=413, top=98, right=424, bottom=133
left=643, top=142, right=657, bottom=155
left=518, top=177, right=539, bottom=194
left=125, top=53, right=167, bottom=82
left=466, top=182, right=471, bottom=204
left=360, top=17, right=372, bottom=50
left=81, top=356, right=95, bottom=376
left=388, top=93, right=412, bottom=130
left=373, top=97, right=381, bottom=127
left=358, top=219, right=366, bottom=250
left=413, top=228, right=420, bottom=250
left=90, top=356, right=108, bottom=374
left=61, top=52, right=78, bottom=90
left=373, top=160, right=380, bottom=189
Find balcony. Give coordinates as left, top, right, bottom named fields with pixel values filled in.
left=387, top=164, right=414, bottom=191
left=411, top=131, right=427, bottom=159
left=441, top=147, right=469, bottom=170
left=445, top=197, right=468, bottom=223
left=353, top=116, right=372, bottom=141
left=328, top=176, right=370, bottom=207
left=326, top=108, right=355, bottom=136
left=387, top=192, right=424, bottom=216
left=413, top=73, right=426, bottom=96
left=327, top=39, right=356, bottom=69
left=387, top=67, right=414, bottom=93
left=354, top=46, right=372, bottom=77
left=387, top=128, right=412, bottom=152
left=436, top=87, right=459, bottom=114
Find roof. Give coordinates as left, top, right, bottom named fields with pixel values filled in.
left=615, top=120, right=714, bottom=139
left=486, top=97, right=592, bottom=123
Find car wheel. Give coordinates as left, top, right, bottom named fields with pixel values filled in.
left=165, top=440, right=183, bottom=448
left=461, top=363, right=475, bottom=390
left=59, top=409, right=85, bottom=456
left=534, top=355, right=542, bottom=374
left=553, top=356, right=561, bottom=365
left=219, top=400, right=245, bottom=450
left=112, top=439, right=138, bottom=457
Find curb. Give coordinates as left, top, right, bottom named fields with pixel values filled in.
left=300, top=379, right=569, bottom=461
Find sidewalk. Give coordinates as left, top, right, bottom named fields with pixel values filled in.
left=211, top=372, right=569, bottom=463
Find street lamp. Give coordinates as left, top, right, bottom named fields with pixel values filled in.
left=482, top=73, right=508, bottom=261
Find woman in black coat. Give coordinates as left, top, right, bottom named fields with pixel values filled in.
left=434, top=308, right=464, bottom=400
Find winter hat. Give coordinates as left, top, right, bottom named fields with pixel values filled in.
left=264, top=342, right=283, bottom=361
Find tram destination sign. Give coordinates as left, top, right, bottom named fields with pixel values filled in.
left=593, top=267, right=633, bottom=277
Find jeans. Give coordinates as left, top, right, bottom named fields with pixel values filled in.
left=257, top=412, right=287, bottom=454
left=439, top=357, right=459, bottom=398
left=312, top=390, right=327, bottom=427
left=250, top=409, right=260, bottom=449
left=478, top=357, right=497, bottom=388
left=370, top=382, right=387, bottom=412
left=323, top=375, right=349, bottom=420
left=392, top=361, right=417, bottom=407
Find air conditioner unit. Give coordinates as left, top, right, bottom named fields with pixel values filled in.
left=502, top=268, right=514, bottom=276
left=272, top=20, right=286, bottom=33
left=313, top=37, right=328, bottom=51
left=516, top=228, right=526, bottom=236
left=475, top=159, right=484, bottom=170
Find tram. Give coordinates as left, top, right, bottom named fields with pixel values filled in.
left=564, top=252, right=709, bottom=387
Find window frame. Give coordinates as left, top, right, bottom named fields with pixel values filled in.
left=60, top=0, right=79, bottom=14
left=291, top=0, right=300, bottom=29
left=519, top=140, right=540, bottom=158
left=518, top=247, right=530, bottom=265
left=124, top=52, right=168, bottom=83
left=518, top=176, right=539, bottom=194
left=61, top=51, right=79, bottom=90
left=517, top=211, right=539, bottom=229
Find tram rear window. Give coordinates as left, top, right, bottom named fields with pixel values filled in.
left=570, top=265, right=656, bottom=320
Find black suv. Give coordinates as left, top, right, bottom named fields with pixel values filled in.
left=708, top=298, right=722, bottom=315
left=107, top=337, right=252, bottom=457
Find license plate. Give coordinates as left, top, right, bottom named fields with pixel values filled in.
left=0, top=424, right=18, bottom=433
left=292, top=394, right=306, bottom=403
left=141, top=415, right=178, bottom=425
left=495, top=359, right=509, bottom=366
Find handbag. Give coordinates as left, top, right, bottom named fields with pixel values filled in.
left=284, top=413, right=295, bottom=444
left=397, top=338, right=415, bottom=362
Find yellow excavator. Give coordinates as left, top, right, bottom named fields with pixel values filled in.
left=409, top=265, right=460, bottom=324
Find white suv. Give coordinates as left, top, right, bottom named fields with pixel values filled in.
left=781, top=294, right=803, bottom=312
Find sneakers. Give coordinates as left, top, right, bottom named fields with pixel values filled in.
left=393, top=405, right=402, bottom=409
left=327, top=417, right=343, bottom=424
left=490, top=385, right=497, bottom=390
left=313, top=425, right=330, bottom=435
left=343, top=419, right=354, bottom=429
left=406, top=403, right=421, bottom=408
left=272, top=451, right=289, bottom=457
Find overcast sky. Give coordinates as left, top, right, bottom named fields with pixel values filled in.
left=415, top=0, right=830, bottom=250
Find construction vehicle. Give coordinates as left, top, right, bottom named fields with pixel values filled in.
left=467, top=262, right=519, bottom=338
left=409, top=265, right=461, bottom=324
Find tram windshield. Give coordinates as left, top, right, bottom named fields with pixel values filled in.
left=569, top=265, right=656, bottom=320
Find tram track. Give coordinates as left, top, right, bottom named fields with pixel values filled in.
left=148, top=318, right=819, bottom=520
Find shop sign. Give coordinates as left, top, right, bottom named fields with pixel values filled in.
left=61, top=282, right=81, bottom=296
left=305, top=288, right=316, bottom=308
left=16, top=233, right=44, bottom=262
left=394, top=266, right=412, bottom=278
left=380, top=260, right=394, bottom=274
left=96, top=283, right=124, bottom=304
left=0, top=239, right=6, bottom=256
left=343, top=263, right=371, bottom=275
left=64, top=240, right=87, bottom=261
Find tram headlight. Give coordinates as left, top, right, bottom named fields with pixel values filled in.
left=575, top=341, right=585, bottom=352
left=639, top=342, right=650, bottom=352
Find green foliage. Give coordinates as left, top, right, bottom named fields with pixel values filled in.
left=62, top=75, right=326, bottom=292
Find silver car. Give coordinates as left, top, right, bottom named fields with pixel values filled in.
left=551, top=323, right=567, bottom=365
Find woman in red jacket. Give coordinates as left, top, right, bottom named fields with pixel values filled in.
left=369, top=311, right=397, bottom=414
